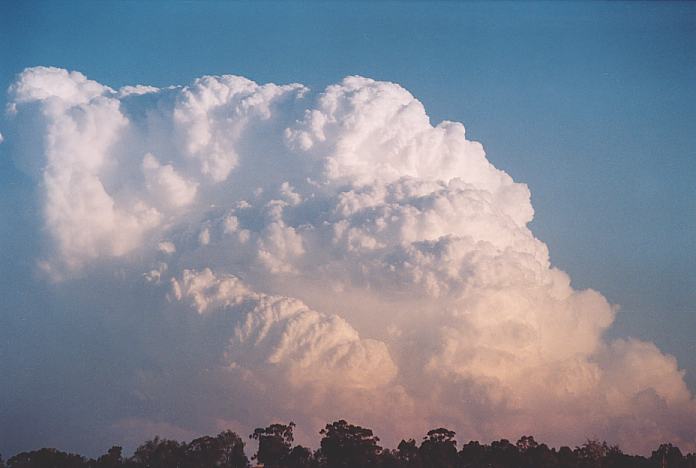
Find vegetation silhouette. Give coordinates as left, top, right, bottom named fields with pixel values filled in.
left=2, top=420, right=696, bottom=467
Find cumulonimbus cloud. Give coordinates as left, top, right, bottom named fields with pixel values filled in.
left=3, top=66, right=695, bottom=454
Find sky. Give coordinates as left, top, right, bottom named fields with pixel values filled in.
left=0, top=0, right=695, bottom=459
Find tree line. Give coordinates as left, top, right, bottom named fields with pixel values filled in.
left=2, top=419, right=695, bottom=468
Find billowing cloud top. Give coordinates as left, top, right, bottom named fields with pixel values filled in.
left=3, top=66, right=695, bottom=454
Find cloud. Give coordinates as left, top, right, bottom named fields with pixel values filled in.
left=2, top=66, right=695, bottom=455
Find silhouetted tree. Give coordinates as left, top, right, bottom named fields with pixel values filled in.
left=185, top=432, right=248, bottom=468
left=575, top=439, right=621, bottom=468
left=185, top=436, right=220, bottom=468
left=488, top=439, right=518, bottom=468
left=651, top=444, right=685, bottom=468
left=212, top=430, right=249, bottom=468
left=94, top=446, right=124, bottom=468
left=458, top=440, right=486, bottom=467
left=317, top=420, right=382, bottom=468
left=131, top=437, right=185, bottom=468
left=396, top=439, right=422, bottom=468
left=3, top=421, right=696, bottom=468
left=283, top=445, right=316, bottom=468
left=515, top=436, right=559, bottom=468
left=686, top=453, right=696, bottom=468
left=250, top=422, right=296, bottom=467
left=557, top=446, right=577, bottom=468
left=377, top=449, right=403, bottom=468
left=418, top=428, right=457, bottom=468
left=516, top=435, right=539, bottom=453
left=604, top=451, right=648, bottom=468
left=7, top=448, right=88, bottom=468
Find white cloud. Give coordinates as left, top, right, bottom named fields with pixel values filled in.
left=171, top=268, right=254, bottom=313
left=4, top=67, right=695, bottom=454
left=118, top=84, right=160, bottom=97
left=157, top=241, right=176, bottom=255
left=142, top=153, right=198, bottom=209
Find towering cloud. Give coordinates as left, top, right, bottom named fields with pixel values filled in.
left=2, top=66, right=695, bottom=455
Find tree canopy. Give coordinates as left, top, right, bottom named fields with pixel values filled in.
left=3, top=420, right=696, bottom=468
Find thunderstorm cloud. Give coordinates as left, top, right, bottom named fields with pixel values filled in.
left=2, top=67, right=695, bottom=455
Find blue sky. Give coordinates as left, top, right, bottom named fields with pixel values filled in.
left=0, top=0, right=695, bottom=455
